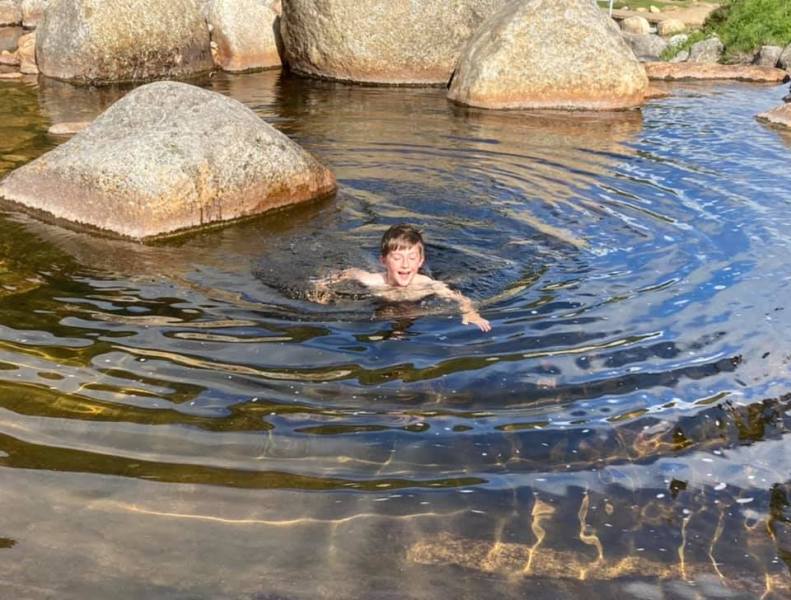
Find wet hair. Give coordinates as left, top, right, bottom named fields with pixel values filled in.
left=380, top=224, right=424, bottom=258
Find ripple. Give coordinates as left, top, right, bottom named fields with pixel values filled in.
left=0, top=72, right=790, bottom=597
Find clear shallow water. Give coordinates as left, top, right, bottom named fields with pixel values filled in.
left=0, top=70, right=791, bottom=599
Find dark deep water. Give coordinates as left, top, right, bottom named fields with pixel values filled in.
left=1, top=70, right=791, bottom=599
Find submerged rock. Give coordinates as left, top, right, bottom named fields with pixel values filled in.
left=448, top=0, right=648, bottom=110
left=47, top=121, right=90, bottom=136
left=207, top=0, right=280, bottom=72
left=757, top=103, right=791, bottom=129
left=280, top=0, right=504, bottom=85
left=0, top=81, right=336, bottom=240
left=36, top=0, right=213, bottom=85
left=644, top=62, right=789, bottom=82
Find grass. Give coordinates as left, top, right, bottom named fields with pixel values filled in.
left=651, top=0, right=791, bottom=61
left=707, top=0, right=791, bottom=53
left=597, top=0, right=693, bottom=10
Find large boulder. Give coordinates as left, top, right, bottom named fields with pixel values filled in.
left=688, top=36, right=723, bottom=63
left=448, top=0, right=648, bottom=110
left=781, top=43, right=791, bottom=71
left=0, top=82, right=336, bottom=240
left=622, top=32, right=668, bottom=60
left=621, top=16, right=650, bottom=35
left=280, top=0, right=504, bottom=85
left=36, top=0, right=213, bottom=84
left=17, top=29, right=35, bottom=73
left=0, top=26, right=22, bottom=53
left=0, top=1, right=22, bottom=26
left=656, top=18, right=685, bottom=37
left=20, top=0, right=46, bottom=28
left=208, top=0, right=280, bottom=72
left=757, top=103, right=791, bottom=129
left=754, top=45, right=783, bottom=68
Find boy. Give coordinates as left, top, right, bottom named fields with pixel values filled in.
left=316, top=224, right=492, bottom=332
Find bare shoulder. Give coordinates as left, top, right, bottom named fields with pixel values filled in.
left=347, top=269, right=386, bottom=288
left=412, top=273, right=436, bottom=287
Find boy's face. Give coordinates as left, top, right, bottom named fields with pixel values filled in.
left=381, top=243, right=424, bottom=287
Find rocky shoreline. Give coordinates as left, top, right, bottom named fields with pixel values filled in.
left=0, top=0, right=789, bottom=240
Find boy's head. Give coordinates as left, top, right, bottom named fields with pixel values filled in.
left=379, top=224, right=425, bottom=287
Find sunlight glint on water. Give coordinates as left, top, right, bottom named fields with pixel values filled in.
left=0, top=71, right=790, bottom=599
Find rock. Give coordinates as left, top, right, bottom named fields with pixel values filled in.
left=0, top=50, right=19, bottom=65
left=669, top=50, right=689, bottom=63
left=636, top=7, right=647, bottom=12
left=688, top=37, right=723, bottom=63
left=649, top=5, right=660, bottom=14
left=755, top=45, right=783, bottom=68
left=0, top=0, right=22, bottom=26
left=0, top=25, right=21, bottom=54
left=757, top=103, right=791, bottom=129
left=622, top=33, right=667, bottom=61
left=47, top=121, right=90, bottom=136
left=449, top=0, right=648, bottom=110
left=17, top=30, right=35, bottom=74
left=667, top=34, right=688, bottom=48
left=0, top=71, right=22, bottom=79
left=621, top=16, right=650, bottom=35
left=644, top=85, right=670, bottom=99
left=728, top=50, right=757, bottom=65
left=208, top=0, right=280, bottom=72
left=280, top=0, right=504, bottom=85
left=0, top=81, right=336, bottom=240
left=657, top=18, right=685, bottom=37
left=36, top=0, right=213, bottom=85
left=780, top=44, right=791, bottom=71
left=644, top=62, right=790, bottom=82
left=21, top=0, right=46, bottom=29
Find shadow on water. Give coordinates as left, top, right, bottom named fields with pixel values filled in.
left=0, top=71, right=790, bottom=598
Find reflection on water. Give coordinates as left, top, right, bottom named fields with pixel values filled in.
left=0, top=70, right=790, bottom=598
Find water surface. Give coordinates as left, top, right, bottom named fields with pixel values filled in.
left=1, top=70, right=790, bottom=599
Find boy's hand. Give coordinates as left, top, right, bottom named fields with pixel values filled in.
left=462, top=310, right=492, bottom=332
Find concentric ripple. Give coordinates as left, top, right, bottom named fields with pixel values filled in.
left=1, top=71, right=790, bottom=598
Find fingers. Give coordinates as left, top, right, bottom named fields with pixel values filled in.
left=462, top=314, right=492, bottom=332
left=474, top=317, right=491, bottom=332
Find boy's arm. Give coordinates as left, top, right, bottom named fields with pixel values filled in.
left=430, top=281, right=492, bottom=332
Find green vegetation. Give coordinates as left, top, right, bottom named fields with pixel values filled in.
left=708, top=0, right=791, bottom=53
left=597, top=0, right=692, bottom=10
left=659, top=30, right=707, bottom=60
left=658, top=0, right=791, bottom=61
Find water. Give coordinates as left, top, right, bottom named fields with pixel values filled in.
left=1, top=70, right=790, bottom=599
